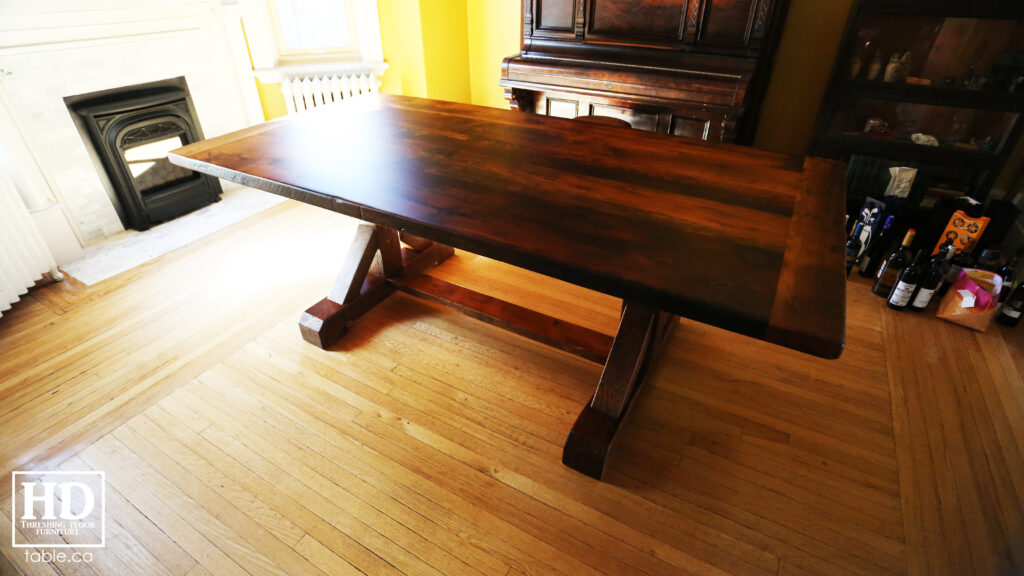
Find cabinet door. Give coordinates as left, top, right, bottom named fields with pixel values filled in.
left=541, top=95, right=582, bottom=119
left=669, top=114, right=713, bottom=140
left=586, top=0, right=690, bottom=47
left=665, top=109, right=734, bottom=142
left=581, top=0, right=771, bottom=50
left=699, top=0, right=773, bottom=49
left=533, top=0, right=577, bottom=37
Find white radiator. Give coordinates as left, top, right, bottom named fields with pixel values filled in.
left=280, top=73, right=379, bottom=115
left=0, top=162, right=56, bottom=319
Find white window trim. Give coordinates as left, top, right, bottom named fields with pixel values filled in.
left=240, top=0, right=386, bottom=84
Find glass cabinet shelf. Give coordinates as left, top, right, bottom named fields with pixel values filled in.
left=812, top=1, right=1024, bottom=212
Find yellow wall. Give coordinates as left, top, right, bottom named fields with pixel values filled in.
left=753, top=0, right=855, bottom=155
left=419, top=0, right=472, bottom=103
left=467, top=0, right=521, bottom=108
left=382, top=0, right=428, bottom=98
left=375, top=0, right=402, bottom=95
left=255, top=79, right=287, bottom=121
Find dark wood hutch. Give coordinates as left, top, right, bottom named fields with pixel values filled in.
left=500, top=0, right=791, bottom=144
left=811, top=1, right=1024, bottom=215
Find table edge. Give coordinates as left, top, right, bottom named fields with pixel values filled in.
left=765, top=157, right=847, bottom=359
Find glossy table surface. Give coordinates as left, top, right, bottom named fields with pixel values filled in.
left=170, top=94, right=846, bottom=358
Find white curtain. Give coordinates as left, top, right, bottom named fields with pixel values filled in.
left=0, top=161, right=55, bottom=318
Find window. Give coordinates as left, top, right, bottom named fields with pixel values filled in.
left=241, top=0, right=384, bottom=75
left=269, top=0, right=357, bottom=60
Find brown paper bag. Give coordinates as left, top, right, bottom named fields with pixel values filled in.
left=936, top=268, right=1003, bottom=332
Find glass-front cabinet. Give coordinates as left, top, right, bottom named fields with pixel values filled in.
left=813, top=2, right=1024, bottom=213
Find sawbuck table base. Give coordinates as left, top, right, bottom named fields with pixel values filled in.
left=169, top=95, right=846, bottom=482
left=299, top=223, right=676, bottom=480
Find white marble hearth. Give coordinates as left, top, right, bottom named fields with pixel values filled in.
left=62, top=186, right=284, bottom=286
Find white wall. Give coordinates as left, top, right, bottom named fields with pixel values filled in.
left=0, top=0, right=262, bottom=244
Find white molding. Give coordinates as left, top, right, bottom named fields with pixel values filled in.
left=0, top=4, right=212, bottom=30
left=239, top=0, right=277, bottom=70
left=215, top=4, right=265, bottom=126
left=0, top=76, right=86, bottom=247
left=255, top=61, right=387, bottom=83
left=0, top=6, right=213, bottom=53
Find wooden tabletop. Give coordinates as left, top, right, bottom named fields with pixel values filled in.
left=170, top=94, right=846, bottom=358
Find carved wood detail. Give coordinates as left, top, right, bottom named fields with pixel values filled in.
left=684, top=0, right=703, bottom=43
left=751, top=0, right=771, bottom=44
left=574, top=0, right=586, bottom=40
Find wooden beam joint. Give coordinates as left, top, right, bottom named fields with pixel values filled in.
left=299, top=225, right=451, bottom=349
left=563, top=302, right=676, bottom=479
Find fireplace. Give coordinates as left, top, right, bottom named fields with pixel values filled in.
left=65, top=77, right=222, bottom=231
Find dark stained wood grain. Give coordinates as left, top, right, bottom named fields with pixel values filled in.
left=564, top=302, right=677, bottom=479
left=591, top=303, right=657, bottom=417
left=588, top=0, right=688, bottom=40
left=376, top=227, right=405, bottom=278
left=327, top=224, right=379, bottom=305
left=766, top=159, right=847, bottom=359
left=171, top=94, right=845, bottom=359
left=299, top=288, right=391, bottom=349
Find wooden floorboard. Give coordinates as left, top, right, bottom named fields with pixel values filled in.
left=1, top=199, right=1022, bottom=575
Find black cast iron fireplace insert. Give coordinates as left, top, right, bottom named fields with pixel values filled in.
left=65, top=77, right=222, bottom=231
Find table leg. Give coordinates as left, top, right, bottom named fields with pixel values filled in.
left=299, top=224, right=453, bottom=348
left=563, top=302, right=676, bottom=479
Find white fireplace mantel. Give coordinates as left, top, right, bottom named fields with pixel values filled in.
left=0, top=0, right=263, bottom=246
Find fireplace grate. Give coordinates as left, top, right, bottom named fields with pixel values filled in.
left=65, top=77, right=222, bottom=231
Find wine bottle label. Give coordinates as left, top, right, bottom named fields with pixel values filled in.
left=911, top=287, right=936, bottom=308
left=889, top=281, right=917, bottom=306
left=1004, top=308, right=1022, bottom=319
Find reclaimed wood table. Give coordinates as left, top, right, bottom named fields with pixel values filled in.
left=170, top=94, right=846, bottom=480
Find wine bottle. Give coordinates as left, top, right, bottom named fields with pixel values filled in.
left=888, top=250, right=925, bottom=310
left=873, top=228, right=916, bottom=297
left=937, top=244, right=976, bottom=298
left=998, top=255, right=1018, bottom=304
left=846, top=223, right=864, bottom=277
left=976, top=248, right=1002, bottom=272
left=996, top=280, right=1024, bottom=327
left=858, top=215, right=896, bottom=278
left=909, top=244, right=954, bottom=312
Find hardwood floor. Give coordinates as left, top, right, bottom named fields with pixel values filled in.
left=1, top=199, right=1022, bottom=575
